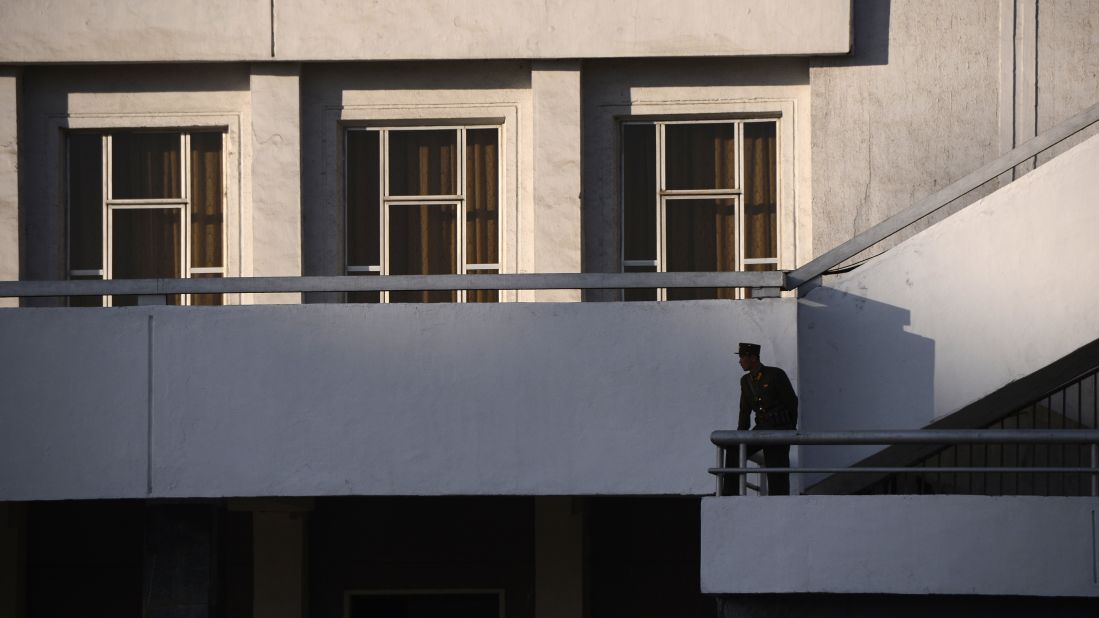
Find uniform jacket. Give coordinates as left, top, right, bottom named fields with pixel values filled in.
left=738, top=365, right=799, bottom=430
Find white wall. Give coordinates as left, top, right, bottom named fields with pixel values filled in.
left=799, top=131, right=1099, bottom=469
left=0, top=299, right=796, bottom=501
left=702, top=495, right=1099, bottom=597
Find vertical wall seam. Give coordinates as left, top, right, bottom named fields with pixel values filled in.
left=147, top=314, right=154, bottom=496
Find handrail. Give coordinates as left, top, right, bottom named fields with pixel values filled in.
left=0, top=271, right=785, bottom=298
left=785, top=100, right=1099, bottom=289
left=709, top=430, right=1099, bottom=496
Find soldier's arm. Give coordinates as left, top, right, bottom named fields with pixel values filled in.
left=776, top=369, right=798, bottom=416
left=738, top=378, right=751, bottom=430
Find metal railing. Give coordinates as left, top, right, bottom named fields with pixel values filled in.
left=786, top=100, right=1099, bottom=289
left=710, top=430, right=1099, bottom=497
left=865, top=366, right=1099, bottom=496
left=0, top=271, right=785, bottom=302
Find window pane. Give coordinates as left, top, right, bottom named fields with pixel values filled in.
left=190, top=133, right=224, bottom=268
left=664, top=123, right=736, bottom=191
left=665, top=198, right=737, bottom=301
left=111, top=209, right=182, bottom=306
left=623, top=264, right=657, bottom=302
left=466, top=128, right=499, bottom=265
left=347, top=130, right=381, bottom=267
left=68, top=133, right=103, bottom=270
left=388, top=130, right=457, bottom=196
left=389, top=204, right=457, bottom=303
left=112, top=133, right=181, bottom=199
left=623, top=124, right=656, bottom=261
left=191, top=272, right=223, bottom=306
left=743, top=122, right=777, bottom=259
left=466, top=268, right=499, bottom=303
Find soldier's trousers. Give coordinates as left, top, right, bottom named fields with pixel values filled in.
left=721, top=444, right=791, bottom=496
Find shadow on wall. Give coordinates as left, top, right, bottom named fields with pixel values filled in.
left=815, top=0, right=891, bottom=68
left=797, top=286, right=934, bottom=474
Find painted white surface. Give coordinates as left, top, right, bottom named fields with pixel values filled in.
left=250, top=65, right=303, bottom=304
left=0, top=71, right=17, bottom=308
left=274, top=0, right=851, bottom=60
left=701, top=495, right=1099, bottom=597
left=0, top=299, right=796, bottom=500
left=532, top=63, right=582, bottom=302
left=798, top=131, right=1099, bottom=470
left=0, top=0, right=272, bottom=62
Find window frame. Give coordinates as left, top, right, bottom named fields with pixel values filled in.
left=65, top=129, right=229, bottom=306
left=344, top=124, right=503, bottom=303
left=620, top=117, right=781, bottom=300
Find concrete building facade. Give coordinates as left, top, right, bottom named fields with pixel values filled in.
left=2, top=1, right=1099, bottom=616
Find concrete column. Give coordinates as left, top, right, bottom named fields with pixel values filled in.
left=144, top=504, right=218, bottom=618
left=0, top=503, right=27, bottom=618
left=534, top=497, right=585, bottom=618
left=0, top=69, right=19, bottom=307
left=246, top=499, right=310, bottom=618
left=250, top=64, right=302, bottom=304
left=531, top=62, right=582, bottom=302
left=1013, top=0, right=1039, bottom=177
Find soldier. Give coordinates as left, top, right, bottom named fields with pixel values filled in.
left=735, top=342, right=798, bottom=495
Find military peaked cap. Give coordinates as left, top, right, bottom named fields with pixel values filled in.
left=737, top=342, right=761, bottom=356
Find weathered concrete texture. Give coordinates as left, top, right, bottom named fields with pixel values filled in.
left=0, top=299, right=796, bottom=500
left=799, top=131, right=1099, bottom=470
left=1037, top=0, right=1099, bottom=162
left=0, top=0, right=272, bottom=62
left=0, top=71, right=18, bottom=308
left=275, top=0, right=851, bottom=60
left=809, top=0, right=1001, bottom=262
left=532, top=63, right=582, bottom=301
left=250, top=65, right=302, bottom=304
left=702, top=495, right=1099, bottom=597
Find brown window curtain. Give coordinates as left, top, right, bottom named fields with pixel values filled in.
left=388, top=130, right=457, bottom=196
left=465, top=128, right=499, bottom=303
left=743, top=122, right=777, bottom=260
left=389, top=204, right=457, bottom=303
left=666, top=199, right=737, bottom=300
left=112, top=133, right=181, bottom=199
left=190, top=133, right=224, bottom=306
left=664, top=123, right=736, bottom=191
left=111, top=209, right=182, bottom=306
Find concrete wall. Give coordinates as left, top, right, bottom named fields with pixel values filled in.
left=799, top=130, right=1099, bottom=469
left=0, top=0, right=853, bottom=63
left=0, top=299, right=796, bottom=501
left=0, top=70, right=17, bottom=308
left=702, top=495, right=1099, bottom=597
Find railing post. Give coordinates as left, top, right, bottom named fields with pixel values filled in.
left=715, top=445, right=724, bottom=497
left=1091, top=443, right=1098, bottom=498
left=738, top=443, right=747, bottom=497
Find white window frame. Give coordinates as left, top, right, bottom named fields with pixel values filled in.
left=66, top=130, right=229, bottom=306
left=621, top=118, right=781, bottom=300
left=345, top=125, right=503, bottom=303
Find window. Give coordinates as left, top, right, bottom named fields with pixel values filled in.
left=345, top=126, right=500, bottom=303
left=67, top=130, right=226, bottom=306
left=621, top=120, right=778, bottom=300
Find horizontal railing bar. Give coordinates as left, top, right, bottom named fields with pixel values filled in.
left=709, top=467, right=1099, bottom=475
left=0, top=271, right=786, bottom=298
left=711, top=429, right=1099, bottom=446
left=786, top=100, right=1099, bottom=289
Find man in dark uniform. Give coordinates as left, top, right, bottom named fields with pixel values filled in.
left=735, top=342, right=798, bottom=495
